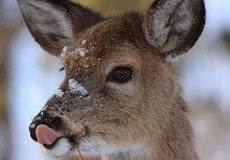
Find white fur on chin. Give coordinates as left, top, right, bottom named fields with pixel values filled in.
left=41, top=137, right=72, bottom=158
left=41, top=137, right=152, bottom=159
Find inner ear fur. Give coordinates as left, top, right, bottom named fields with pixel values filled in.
left=17, top=0, right=104, bottom=56
left=143, top=0, right=206, bottom=59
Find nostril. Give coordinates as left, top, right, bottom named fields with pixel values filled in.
left=29, top=120, right=45, bottom=142
left=47, top=116, right=62, bottom=131
left=29, top=115, right=62, bottom=142
left=29, top=122, right=38, bottom=142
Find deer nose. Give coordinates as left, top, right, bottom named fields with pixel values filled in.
left=29, top=112, right=62, bottom=142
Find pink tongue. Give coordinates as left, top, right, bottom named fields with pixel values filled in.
left=36, top=124, right=63, bottom=145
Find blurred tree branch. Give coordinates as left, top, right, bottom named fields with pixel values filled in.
left=222, top=32, right=230, bottom=54
left=0, top=5, right=23, bottom=123
left=0, top=1, right=23, bottom=159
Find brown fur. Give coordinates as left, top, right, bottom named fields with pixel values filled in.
left=17, top=0, right=206, bottom=159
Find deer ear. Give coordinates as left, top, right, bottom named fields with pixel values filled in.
left=17, top=0, right=103, bottom=56
left=143, top=0, right=206, bottom=60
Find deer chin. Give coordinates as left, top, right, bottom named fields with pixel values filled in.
left=41, top=135, right=105, bottom=158
left=41, top=136, right=75, bottom=158
left=70, top=137, right=151, bottom=158
left=41, top=135, right=151, bottom=158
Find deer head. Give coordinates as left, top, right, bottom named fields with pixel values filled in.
left=17, top=0, right=205, bottom=159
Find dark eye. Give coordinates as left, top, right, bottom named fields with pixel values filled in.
left=107, top=67, right=133, bottom=83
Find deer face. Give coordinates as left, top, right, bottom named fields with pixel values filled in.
left=18, top=0, right=205, bottom=159
left=29, top=14, right=166, bottom=157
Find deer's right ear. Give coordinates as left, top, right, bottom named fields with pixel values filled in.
left=143, top=0, right=205, bottom=60
left=17, top=0, right=103, bottom=56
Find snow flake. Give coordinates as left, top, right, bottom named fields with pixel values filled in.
left=83, top=64, right=89, bottom=68
left=75, top=40, right=89, bottom=57
left=60, top=46, right=69, bottom=58
left=68, top=79, right=88, bottom=96
left=75, top=47, right=88, bottom=57
left=81, top=40, right=86, bottom=45
left=54, top=89, right=65, bottom=97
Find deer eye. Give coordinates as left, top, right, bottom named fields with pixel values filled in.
left=107, top=67, right=133, bottom=83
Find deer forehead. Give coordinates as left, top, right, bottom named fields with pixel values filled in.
left=61, top=13, right=148, bottom=72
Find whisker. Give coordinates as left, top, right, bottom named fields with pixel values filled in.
left=76, top=145, right=83, bottom=160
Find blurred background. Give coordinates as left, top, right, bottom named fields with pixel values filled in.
left=0, top=0, right=230, bottom=159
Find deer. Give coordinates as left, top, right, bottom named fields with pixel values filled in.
left=17, top=0, right=206, bottom=159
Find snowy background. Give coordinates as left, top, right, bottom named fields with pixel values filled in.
left=0, top=0, right=230, bottom=160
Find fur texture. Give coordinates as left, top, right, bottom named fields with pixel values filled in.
left=17, top=0, right=206, bottom=159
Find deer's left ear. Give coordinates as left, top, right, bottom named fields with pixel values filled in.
left=17, top=0, right=103, bottom=56
left=143, top=0, right=206, bottom=60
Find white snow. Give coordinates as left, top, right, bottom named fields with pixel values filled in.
left=75, top=40, right=89, bottom=57
left=81, top=40, right=86, bottom=45
left=53, top=89, right=65, bottom=98
left=68, top=79, right=88, bottom=96
left=62, top=46, right=68, bottom=53
left=61, top=40, right=90, bottom=58
left=60, top=46, right=69, bottom=58
left=83, top=64, right=89, bottom=68
left=75, top=47, right=88, bottom=57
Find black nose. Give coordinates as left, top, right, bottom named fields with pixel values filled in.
left=29, top=112, right=62, bottom=142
